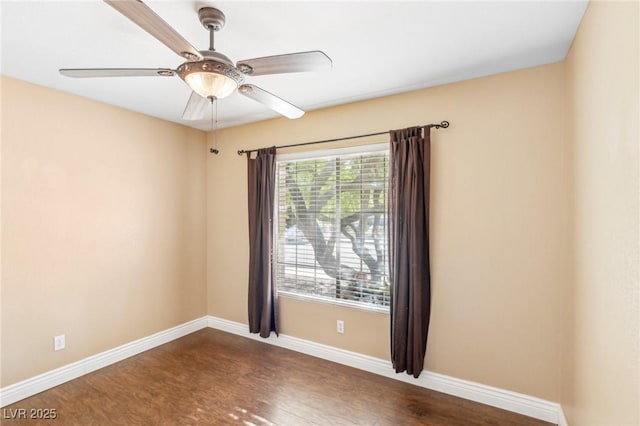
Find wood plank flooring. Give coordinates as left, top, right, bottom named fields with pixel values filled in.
left=3, top=328, right=553, bottom=425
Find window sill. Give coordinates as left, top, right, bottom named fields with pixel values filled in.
left=278, top=291, right=390, bottom=314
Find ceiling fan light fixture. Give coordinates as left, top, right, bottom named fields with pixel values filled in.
left=176, top=60, right=244, bottom=99
left=62, top=3, right=331, bottom=121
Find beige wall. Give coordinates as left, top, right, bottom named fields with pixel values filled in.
left=1, top=77, right=208, bottom=386
left=208, top=63, right=567, bottom=401
left=562, top=1, right=640, bottom=425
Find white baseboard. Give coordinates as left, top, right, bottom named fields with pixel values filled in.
left=207, top=315, right=563, bottom=425
left=558, top=407, right=569, bottom=426
left=1, top=314, right=564, bottom=425
left=0, top=317, right=208, bottom=407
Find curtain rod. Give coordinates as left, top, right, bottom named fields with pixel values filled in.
left=235, top=121, right=450, bottom=156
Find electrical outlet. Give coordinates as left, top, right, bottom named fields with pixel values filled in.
left=337, top=320, right=345, bottom=334
left=54, top=334, right=66, bottom=351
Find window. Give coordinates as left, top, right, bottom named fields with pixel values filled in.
left=275, top=144, right=390, bottom=311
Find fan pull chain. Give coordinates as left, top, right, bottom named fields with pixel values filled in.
left=209, top=97, right=219, bottom=154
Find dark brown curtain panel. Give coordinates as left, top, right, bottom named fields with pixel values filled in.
left=247, top=146, right=279, bottom=338
left=389, top=126, right=432, bottom=378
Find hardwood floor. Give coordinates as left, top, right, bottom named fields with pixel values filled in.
left=3, top=328, right=553, bottom=425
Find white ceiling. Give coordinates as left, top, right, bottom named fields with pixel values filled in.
left=1, top=1, right=587, bottom=130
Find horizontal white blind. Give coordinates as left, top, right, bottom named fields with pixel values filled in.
left=275, top=148, right=390, bottom=309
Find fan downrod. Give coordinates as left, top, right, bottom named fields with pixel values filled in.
left=198, top=7, right=225, bottom=31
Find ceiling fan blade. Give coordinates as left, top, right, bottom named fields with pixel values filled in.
left=238, top=84, right=304, bottom=119
left=59, top=68, right=175, bottom=78
left=104, top=0, right=202, bottom=61
left=183, top=92, right=210, bottom=120
left=236, top=51, right=332, bottom=76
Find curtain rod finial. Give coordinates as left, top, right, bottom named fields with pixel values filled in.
left=440, top=121, right=449, bottom=128
left=238, top=150, right=246, bottom=156
left=209, top=147, right=219, bottom=154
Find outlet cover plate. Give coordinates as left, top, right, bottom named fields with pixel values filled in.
left=54, top=334, right=66, bottom=351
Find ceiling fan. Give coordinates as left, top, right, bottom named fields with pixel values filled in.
left=59, top=0, right=332, bottom=121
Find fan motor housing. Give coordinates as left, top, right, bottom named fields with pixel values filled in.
left=199, top=50, right=234, bottom=67
left=176, top=60, right=244, bottom=84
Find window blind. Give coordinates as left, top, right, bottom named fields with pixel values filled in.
left=275, top=148, right=390, bottom=309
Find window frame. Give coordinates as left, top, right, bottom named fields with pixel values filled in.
left=274, top=142, right=390, bottom=313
